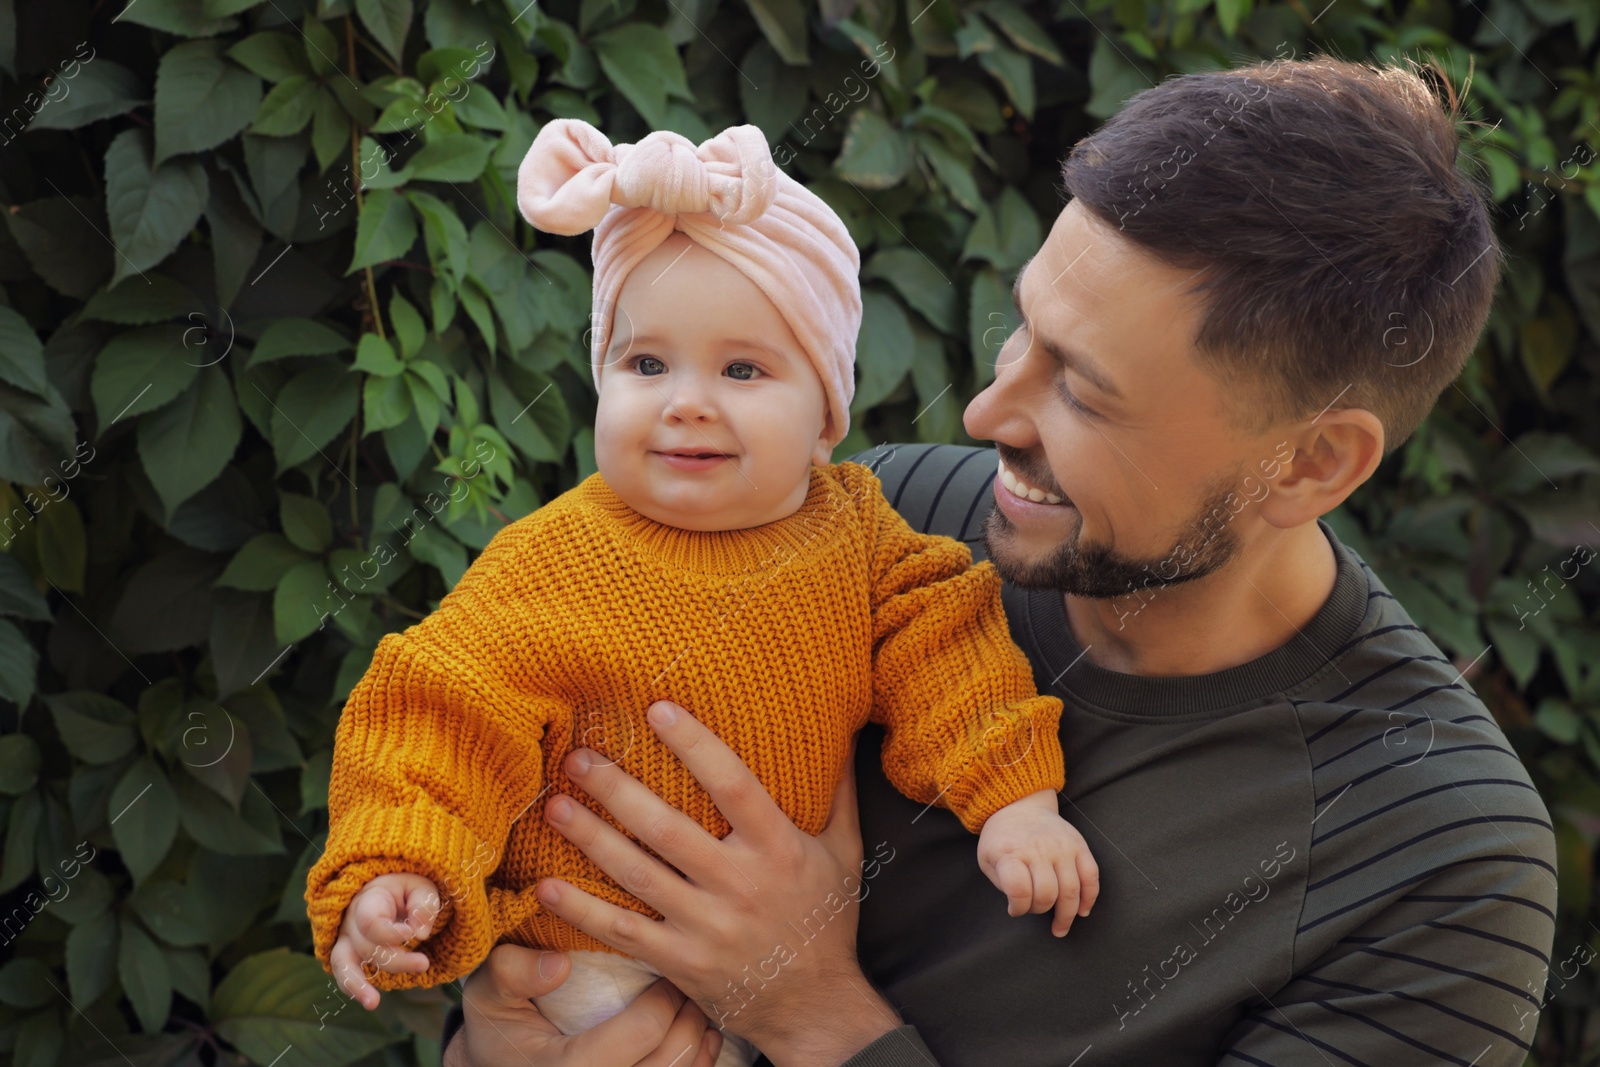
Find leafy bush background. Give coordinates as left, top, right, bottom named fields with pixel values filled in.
left=0, top=0, right=1596, bottom=1060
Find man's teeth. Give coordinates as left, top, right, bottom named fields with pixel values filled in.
left=998, top=458, right=1064, bottom=505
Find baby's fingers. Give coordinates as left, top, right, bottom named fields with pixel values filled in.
left=331, top=937, right=381, bottom=1011
left=1077, top=850, right=1101, bottom=918
left=1050, top=857, right=1081, bottom=938
left=994, top=855, right=1034, bottom=917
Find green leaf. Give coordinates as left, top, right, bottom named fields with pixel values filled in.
left=1084, top=35, right=1149, bottom=120
left=353, top=333, right=404, bottom=376
left=270, top=365, right=360, bottom=473
left=214, top=949, right=395, bottom=1066
left=490, top=364, right=570, bottom=464
left=130, top=880, right=211, bottom=946
left=92, top=324, right=200, bottom=427
left=44, top=692, right=138, bottom=765
left=152, top=39, right=263, bottom=166
left=218, top=532, right=311, bottom=591
left=916, top=135, right=983, bottom=213
left=104, top=129, right=209, bottom=286
left=363, top=374, right=411, bottom=433
left=836, top=108, right=911, bottom=188
left=0, top=958, right=53, bottom=1008
left=1520, top=297, right=1578, bottom=396
left=250, top=74, right=320, bottom=136
left=0, top=308, right=48, bottom=398
left=0, top=733, right=39, bottom=794
left=1214, top=0, right=1250, bottom=35
left=0, top=384, right=79, bottom=487
left=967, top=264, right=1016, bottom=388
left=207, top=170, right=263, bottom=310
left=357, top=0, right=413, bottom=63
left=0, top=550, right=49, bottom=622
left=863, top=247, right=957, bottom=333
left=5, top=196, right=113, bottom=298
left=173, top=771, right=284, bottom=854
left=0, top=619, right=37, bottom=707
left=109, top=758, right=180, bottom=884
left=302, top=14, right=340, bottom=76
left=348, top=188, right=418, bottom=273
left=116, top=0, right=237, bottom=35
left=119, top=915, right=173, bottom=1032
left=312, top=89, right=352, bottom=173
left=977, top=42, right=1034, bottom=120
left=390, top=294, right=426, bottom=359
left=275, top=559, right=332, bottom=644
left=977, top=0, right=1064, bottom=63
left=138, top=366, right=243, bottom=515
left=249, top=317, right=353, bottom=366
left=206, top=0, right=264, bottom=18
left=961, top=184, right=1040, bottom=271
left=279, top=490, right=333, bottom=553
left=227, top=31, right=312, bottom=81
left=592, top=23, right=692, bottom=128
left=29, top=59, right=148, bottom=130
left=1, top=788, right=39, bottom=891
left=66, top=909, right=118, bottom=1007
left=406, top=133, right=493, bottom=182
left=854, top=289, right=916, bottom=411
left=409, top=190, right=470, bottom=285
left=745, top=0, right=809, bottom=63
left=36, top=496, right=86, bottom=594
left=79, top=274, right=201, bottom=326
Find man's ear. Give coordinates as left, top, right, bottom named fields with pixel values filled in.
left=1257, top=408, right=1385, bottom=530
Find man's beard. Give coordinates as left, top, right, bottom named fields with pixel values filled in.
left=982, top=471, right=1244, bottom=599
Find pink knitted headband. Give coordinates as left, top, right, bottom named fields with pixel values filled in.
left=516, top=118, right=862, bottom=448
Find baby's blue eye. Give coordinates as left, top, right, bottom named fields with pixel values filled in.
left=727, top=362, right=757, bottom=380
left=636, top=356, right=665, bottom=375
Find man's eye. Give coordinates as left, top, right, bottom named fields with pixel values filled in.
left=726, top=362, right=759, bottom=380
left=1058, top=382, right=1097, bottom=418
left=635, top=356, right=665, bottom=375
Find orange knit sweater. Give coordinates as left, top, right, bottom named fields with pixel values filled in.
left=305, top=461, right=1065, bottom=988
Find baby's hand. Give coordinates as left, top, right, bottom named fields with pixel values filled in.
left=330, top=872, right=442, bottom=1009
left=977, top=790, right=1100, bottom=937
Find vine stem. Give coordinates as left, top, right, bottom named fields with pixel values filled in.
left=346, top=15, right=385, bottom=343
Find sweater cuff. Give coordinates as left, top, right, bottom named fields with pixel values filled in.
left=839, top=1025, right=941, bottom=1067
left=945, top=694, right=1066, bottom=832
left=305, top=801, right=499, bottom=989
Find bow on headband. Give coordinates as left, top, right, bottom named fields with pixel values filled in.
left=515, top=118, right=863, bottom=449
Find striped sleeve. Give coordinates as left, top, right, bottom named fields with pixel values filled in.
left=1220, top=603, right=1558, bottom=1066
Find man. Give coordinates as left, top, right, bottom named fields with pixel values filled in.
left=440, top=56, right=1557, bottom=1065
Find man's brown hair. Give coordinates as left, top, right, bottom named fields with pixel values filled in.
left=1060, top=56, right=1499, bottom=450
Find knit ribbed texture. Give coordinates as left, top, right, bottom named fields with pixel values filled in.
left=305, top=461, right=1064, bottom=988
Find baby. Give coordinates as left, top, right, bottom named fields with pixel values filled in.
left=306, top=119, right=1098, bottom=1066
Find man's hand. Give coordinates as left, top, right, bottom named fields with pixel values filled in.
left=533, top=700, right=901, bottom=1067
left=977, top=789, right=1100, bottom=937
left=331, top=872, right=442, bottom=1009
left=443, top=944, right=722, bottom=1067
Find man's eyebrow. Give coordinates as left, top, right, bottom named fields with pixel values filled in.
left=1010, top=259, right=1124, bottom=401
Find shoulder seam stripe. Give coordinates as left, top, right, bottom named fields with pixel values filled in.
left=1299, top=858, right=1560, bottom=933
left=1312, top=779, right=1541, bottom=844
left=1305, top=816, right=1555, bottom=892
